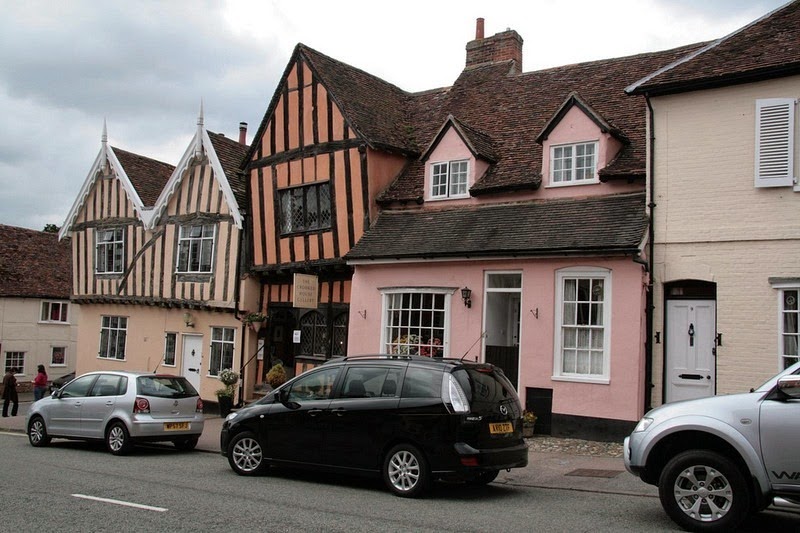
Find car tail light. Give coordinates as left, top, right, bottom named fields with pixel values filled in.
left=196, top=398, right=203, bottom=413
left=134, top=396, right=150, bottom=414
left=460, top=456, right=479, bottom=467
left=442, top=373, right=470, bottom=414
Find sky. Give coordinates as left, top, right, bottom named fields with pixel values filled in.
left=0, top=0, right=790, bottom=232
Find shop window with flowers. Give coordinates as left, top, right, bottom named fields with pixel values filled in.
left=383, top=290, right=447, bottom=357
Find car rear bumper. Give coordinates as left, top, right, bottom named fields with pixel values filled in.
left=129, top=416, right=205, bottom=438
left=433, top=441, right=529, bottom=473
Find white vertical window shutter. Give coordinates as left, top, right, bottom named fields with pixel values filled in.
left=755, top=98, right=795, bottom=188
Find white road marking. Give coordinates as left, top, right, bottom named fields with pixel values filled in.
left=72, top=494, right=168, bottom=512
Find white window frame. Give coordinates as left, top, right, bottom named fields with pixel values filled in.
left=553, top=268, right=611, bottom=383
left=430, top=160, right=469, bottom=200
left=550, top=141, right=598, bottom=186
left=163, top=332, right=177, bottom=367
left=95, top=228, right=125, bottom=274
left=50, top=346, right=67, bottom=367
left=99, top=316, right=127, bottom=361
left=755, top=98, right=796, bottom=189
left=380, top=288, right=452, bottom=356
left=176, top=223, right=216, bottom=274
left=4, top=351, right=25, bottom=374
left=772, top=280, right=800, bottom=370
left=209, top=327, right=235, bottom=376
left=40, top=301, right=69, bottom=323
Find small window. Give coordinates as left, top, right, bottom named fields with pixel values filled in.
left=781, top=288, right=799, bottom=369
left=339, top=367, right=403, bottom=399
left=90, top=374, right=125, bottom=397
left=430, top=160, right=469, bottom=199
left=61, top=374, right=97, bottom=398
left=209, top=327, right=235, bottom=376
left=176, top=223, right=215, bottom=273
left=99, top=316, right=127, bottom=360
left=137, top=375, right=196, bottom=398
left=51, top=347, right=66, bottom=366
left=383, top=291, right=447, bottom=356
left=4, top=352, right=24, bottom=374
left=95, top=228, right=125, bottom=274
left=164, top=333, right=177, bottom=366
left=41, top=301, right=69, bottom=323
left=278, top=182, right=332, bottom=235
left=401, top=367, right=442, bottom=398
left=551, top=141, right=598, bottom=185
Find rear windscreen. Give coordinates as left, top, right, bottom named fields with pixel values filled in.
left=137, top=376, right=198, bottom=398
left=453, top=367, right=520, bottom=416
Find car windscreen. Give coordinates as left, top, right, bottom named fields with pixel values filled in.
left=453, top=367, right=520, bottom=416
left=137, top=376, right=198, bottom=398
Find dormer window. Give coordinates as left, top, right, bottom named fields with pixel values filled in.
left=431, top=160, right=469, bottom=199
left=551, top=141, right=598, bottom=185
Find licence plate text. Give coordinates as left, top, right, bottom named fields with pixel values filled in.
left=489, top=422, right=513, bottom=434
left=164, top=422, right=190, bottom=431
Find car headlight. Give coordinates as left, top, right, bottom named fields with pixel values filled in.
left=633, top=417, right=654, bottom=433
left=225, top=412, right=238, bottom=423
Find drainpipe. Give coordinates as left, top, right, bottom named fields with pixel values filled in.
left=643, top=94, right=656, bottom=414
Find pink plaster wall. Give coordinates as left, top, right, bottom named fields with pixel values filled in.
left=349, top=257, right=647, bottom=422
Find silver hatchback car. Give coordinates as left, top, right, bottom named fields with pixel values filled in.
left=26, top=371, right=204, bottom=455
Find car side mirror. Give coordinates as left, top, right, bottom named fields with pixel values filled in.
left=276, top=388, right=300, bottom=410
left=50, top=390, right=61, bottom=399
left=776, top=375, right=800, bottom=400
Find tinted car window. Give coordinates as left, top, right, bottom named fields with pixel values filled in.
left=137, top=376, right=197, bottom=398
left=89, top=375, right=126, bottom=397
left=401, top=367, right=442, bottom=398
left=453, top=367, right=518, bottom=415
left=340, top=367, right=403, bottom=398
left=60, top=375, right=97, bottom=398
left=287, top=367, right=340, bottom=401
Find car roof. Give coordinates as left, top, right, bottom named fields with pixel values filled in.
left=324, top=354, right=495, bottom=371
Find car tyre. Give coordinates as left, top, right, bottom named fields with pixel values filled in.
left=27, top=416, right=51, bottom=447
left=228, top=432, right=268, bottom=475
left=106, top=421, right=133, bottom=456
left=173, top=437, right=199, bottom=451
left=383, top=443, right=430, bottom=498
left=659, top=450, right=750, bottom=532
left=466, top=469, right=500, bottom=486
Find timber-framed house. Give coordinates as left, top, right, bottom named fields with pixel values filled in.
left=60, top=111, right=254, bottom=404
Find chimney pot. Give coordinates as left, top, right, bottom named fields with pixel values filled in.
left=476, top=18, right=484, bottom=39
left=239, top=122, right=247, bottom=145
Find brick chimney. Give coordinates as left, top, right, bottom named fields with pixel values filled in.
left=465, top=18, right=523, bottom=70
left=238, top=122, right=247, bottom=145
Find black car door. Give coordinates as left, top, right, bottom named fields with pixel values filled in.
left=262, top=366, right=341, bottom=465
left=322, top=365, right=403, bottom=471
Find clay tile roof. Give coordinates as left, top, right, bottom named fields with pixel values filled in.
left=629, top=0, right=800, bottom=95
left=207, top=131, right=249, bottom=210
left=112, top=147, right=174, bottom=207
left=346, top=192, right=647, bottom=260
left=0, top=225, right=72, bottom=298
left=376, top=43, right=706, bottom=203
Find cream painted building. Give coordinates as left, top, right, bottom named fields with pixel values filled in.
left=628, top=1, right=800, bottom=406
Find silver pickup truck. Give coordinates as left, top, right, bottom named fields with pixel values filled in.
left=624, top=362, right=800, bottom=532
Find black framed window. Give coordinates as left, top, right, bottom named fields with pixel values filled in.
left=278, top=182, right=331, bottom=235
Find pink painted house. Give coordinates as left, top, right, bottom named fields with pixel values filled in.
left=343, top=21, right=706, bottom=440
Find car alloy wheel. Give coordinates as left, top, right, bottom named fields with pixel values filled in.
left=659, top=450, right=750, bottom=532
left=229, top=432, right=267, bottom=475
left=106, top=421, right=132, bottom=456
left=383, top=444, right=429, bottom=498
left=28, top=416, right=51, bottom=447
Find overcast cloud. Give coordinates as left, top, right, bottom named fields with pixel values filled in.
left=0, top=0, right=789, bottom=231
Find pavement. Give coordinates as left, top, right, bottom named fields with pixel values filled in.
left=1, top=392, right=657, bottom=497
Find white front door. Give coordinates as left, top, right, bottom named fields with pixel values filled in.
left=181, top=334, right=203, bottom=392
left=666, top=300, right=716, bottom=403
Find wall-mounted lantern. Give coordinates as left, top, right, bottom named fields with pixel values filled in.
left=461, top=287, right=472, bottom=309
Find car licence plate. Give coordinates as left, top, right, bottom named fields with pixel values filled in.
left=489, top=422, right=513, bottom=434
left=164, top=422, right=189, bottom=431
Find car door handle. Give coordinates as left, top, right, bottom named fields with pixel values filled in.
left=308, top=409, right=324, bottom=417
left=331, top=408, right=347, bottom=417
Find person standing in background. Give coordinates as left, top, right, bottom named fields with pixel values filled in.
left=2, top=367, right=19, bottom=417
left=33, top=364, right=48, bottom=401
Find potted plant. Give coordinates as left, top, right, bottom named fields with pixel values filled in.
left=266, top=362, right=287, bottom=389
left=216, top=368, right=239, bottom=417
left=242, top=311, right=267, bottom=332
left=522, top=410, right=537, bottom=438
